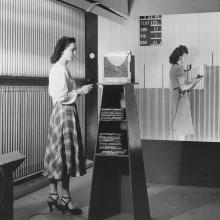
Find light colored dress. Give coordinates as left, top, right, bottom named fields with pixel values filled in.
left=169, top=64, right=193, bottom=138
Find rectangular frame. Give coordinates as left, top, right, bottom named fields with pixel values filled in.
left=100, top=51, right=132, bottom=84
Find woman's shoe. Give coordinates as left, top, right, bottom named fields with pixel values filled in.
left=60, top=196, right=82, bottom=215
left=47, top=193, right=60, bottom=212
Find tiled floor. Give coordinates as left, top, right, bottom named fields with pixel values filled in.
left=14, top=168, right=220, bottom=220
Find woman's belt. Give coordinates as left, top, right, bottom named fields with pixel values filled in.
left=173, top=87, right=188, bottom=95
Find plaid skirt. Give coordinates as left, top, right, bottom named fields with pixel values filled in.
left=43, top=103, right=86, bottom=179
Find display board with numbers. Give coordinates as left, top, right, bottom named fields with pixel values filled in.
left=140, top=15, right=162, bottom=46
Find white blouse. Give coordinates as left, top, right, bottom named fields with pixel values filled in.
left=49, top=63, right=78, bottom=105
left=169, top=64, right=194, bottom=91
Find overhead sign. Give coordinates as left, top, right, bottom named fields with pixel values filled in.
left=140, top=15, right=162, bottom=46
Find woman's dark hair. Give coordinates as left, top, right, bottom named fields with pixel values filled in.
left=169, top=45, right=188, bottom=64
left=50, top=36, right=76, bottom=64
left=179, top=45, right=188, bottom=55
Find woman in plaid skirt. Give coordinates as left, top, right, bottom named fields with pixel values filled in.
left=43, top=36, right=93, bottom=215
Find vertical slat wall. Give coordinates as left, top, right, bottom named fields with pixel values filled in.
left=98, top=12, right=220, bottom=142
left=189, top=65, right=220, bottom=142
left=0, top=0, right=85, bottom=180
left=0, top=87, right=52, bottom=179
left=0, top=0, right=85, bottom=78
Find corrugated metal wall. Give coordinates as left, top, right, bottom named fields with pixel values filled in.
left=0, top=87, right=51, bottom=179
left=98, top=12, right=220, bottom=142
left=0, top=0, right=85, bottom=78
left=0, top=0, right=86, bottom=180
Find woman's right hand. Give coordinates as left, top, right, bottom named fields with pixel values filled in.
left=78, top=84, right=93, bottom=95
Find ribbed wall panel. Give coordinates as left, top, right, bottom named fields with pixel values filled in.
left=0, top=87, right=51, bottom=179
left=98, top=12, right=220, bottom=142
left=0, top=0, right=85, bottom=78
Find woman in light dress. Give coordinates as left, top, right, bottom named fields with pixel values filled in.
left=169, top=45, right=196, bottom=140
